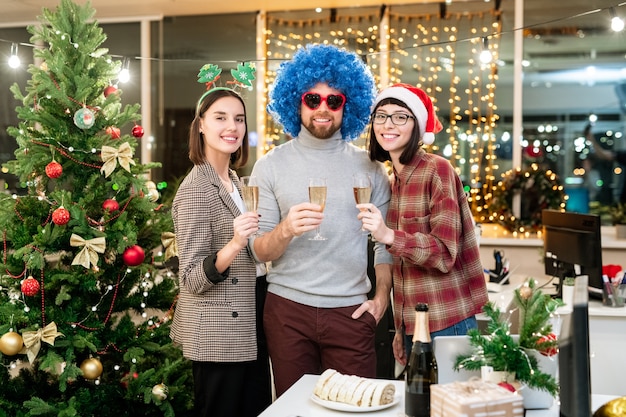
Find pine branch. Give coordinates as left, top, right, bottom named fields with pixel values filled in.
left=454, top=298, right=559, bottom=396
left=22, top=397, right=58, bottom=416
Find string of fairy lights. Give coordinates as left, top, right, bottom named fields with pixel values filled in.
left=263, top=6, right=502, bottom=220
left=1, top=3, right=622, bottom=80
left=1, top=2, right=625, bottom=221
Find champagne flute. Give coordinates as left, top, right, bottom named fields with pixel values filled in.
left=353, top=173, right=372, bottom=233
left=308, top=177, right=327, bottom=241
left=241, top=176, right=260, bottom=236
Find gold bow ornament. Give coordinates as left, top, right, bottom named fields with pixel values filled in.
left=20, top=322, right=64, bottom=363
left=100, top=142, right=136, bottom=177
left=161, top=232, right=178, bottom=261
left=71, top=233, right=106, bottom=269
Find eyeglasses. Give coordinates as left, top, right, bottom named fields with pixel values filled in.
left=371, top=112, right=415, bottom=126
left=301, top=92, right=346, bottom=111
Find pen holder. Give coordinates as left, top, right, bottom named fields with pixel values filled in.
left=603, top=283, right=626, bottom=307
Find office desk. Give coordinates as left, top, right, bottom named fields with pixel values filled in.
left=259, top=375, right=615, bottom=417
left=483, top=274, right=626, bottom=397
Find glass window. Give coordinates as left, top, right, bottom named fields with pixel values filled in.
left=0, top=27, right=32, bottom=193
left=2, top=4, right=624, bottom=221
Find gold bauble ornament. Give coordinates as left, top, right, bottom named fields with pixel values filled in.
left=80, top=357, right=103, bottom=380
left=147, top=188, right=160, bottom=202
left=0, top=331, right=24, bottom=356
left=519, top=285, right=532, bottom=300
left=152, top=383, right=169, bottom=401
left=594, top=396, right=626, bottom=417
left=104, top=249, right=117, bottom=265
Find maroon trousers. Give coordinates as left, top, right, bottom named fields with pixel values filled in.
left=264, top=292, right=377, bottom=397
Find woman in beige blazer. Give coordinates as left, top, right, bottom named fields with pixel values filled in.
left=170, top=87, right=271, bottom=417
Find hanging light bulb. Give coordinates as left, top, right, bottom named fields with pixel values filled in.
left=479, top=37, right=493, bottom=64
left=588, top=113, right=598, bottom=124
left=610, top=8, right=625, bottom=32
left=118, top=57, right=130, bottom=83
left=8, top=43, right=21, bottom=69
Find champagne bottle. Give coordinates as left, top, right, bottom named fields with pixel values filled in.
left=405, top=303, right=438, bottom=417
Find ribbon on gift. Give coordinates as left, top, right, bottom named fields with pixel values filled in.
left=432, top=378, right=523, bottom=417
left=100, top=142, right=136, bottom=177
left=71, top=233, right=106, bottom=269
left=20, top=322, right=64, bottom=363
left=161, top=232, right=178, bottom=261
left=443, top=377, right=518, bottom=401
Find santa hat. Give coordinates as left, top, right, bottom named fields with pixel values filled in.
left=373, top=83, right=443, bottom=145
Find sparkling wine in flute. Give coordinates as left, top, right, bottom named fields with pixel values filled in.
left=240, top=176, right=259, bottom=212
left=309, top=186, right=327, bottom=211
left=242, top=185, right=259, bottom=212
left=240, top=176, right=260, bottom=236
left=308, top=178, right=327, bottom=241
left=353, top=173, right=372, bottom=206
left=353, top=186, right=372, bottom=205
left=353, top=173, right=372, bottom=233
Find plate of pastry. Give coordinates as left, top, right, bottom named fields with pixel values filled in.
left=310, top=369, right=400, bottom=412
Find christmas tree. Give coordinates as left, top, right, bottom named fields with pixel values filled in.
left=0, top=0, right=192, bottom=415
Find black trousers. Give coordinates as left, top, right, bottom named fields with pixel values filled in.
left=192, top=276, right=271, bottom=417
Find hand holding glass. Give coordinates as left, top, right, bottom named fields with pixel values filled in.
left=241, top=176, right=260, bottom=236
left=308, top=177, right=327, bottom=241
left=353, top=173, right=372, bottom=233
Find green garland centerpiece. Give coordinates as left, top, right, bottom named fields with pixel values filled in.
left=489, top=164, right=566, bottom=233
left=454, top=278, right=562, bottom=396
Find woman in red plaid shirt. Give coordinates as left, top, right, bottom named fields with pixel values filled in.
left=357, top=84, right=489, bottom=366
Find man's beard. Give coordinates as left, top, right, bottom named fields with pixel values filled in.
left=303, top=116, right=341, bottom=139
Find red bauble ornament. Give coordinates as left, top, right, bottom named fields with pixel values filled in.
left=52, top=207, right=71, bottom=225
left=524, top=146, right=543, bottom=158
left=52, top=206, right=71, bottom=225
left=21, top=276, right=40, bottom=297
left=45, top=161, right=63, bottom=179
left=131, top=125, right=144, bottom=138
left=103, top=85, right=118, bottom=97
left=120, top=371, right=139, bottom=389
left=123, top=245, right=145, bottom=266
left=536, top=333, right=558, bottom=356
left=106, top=126, right=121, bottom=139
left=102, top=198, right=120, bottom=212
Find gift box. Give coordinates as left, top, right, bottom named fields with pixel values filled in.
left=431, top=379, right=524, bottom=417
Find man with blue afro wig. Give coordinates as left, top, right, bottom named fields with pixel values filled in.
left=250, top=43, right=393, bottom=397
left=267, top=44, right=377, bottom=141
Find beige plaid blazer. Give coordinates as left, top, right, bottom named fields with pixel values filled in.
left=170, top=163, right=258, bottom=362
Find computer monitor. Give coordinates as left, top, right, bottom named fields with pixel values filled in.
left=541, top=209, right=603, bottom=299
left=558, top=275, right=592, bottom=417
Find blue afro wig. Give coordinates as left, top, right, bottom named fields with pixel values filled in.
left=267, top=44, right=376, bottom=141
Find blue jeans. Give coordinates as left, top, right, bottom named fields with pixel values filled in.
left=403, top=316, right=478, bottom=359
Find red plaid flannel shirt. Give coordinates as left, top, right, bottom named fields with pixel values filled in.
left=386, top=149, right=488, bottom=334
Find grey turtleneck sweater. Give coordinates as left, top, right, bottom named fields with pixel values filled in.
left=250, top=127, right=392, bottom=308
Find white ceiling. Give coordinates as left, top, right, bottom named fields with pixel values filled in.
left=1, top=0, right=421, bottom=24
